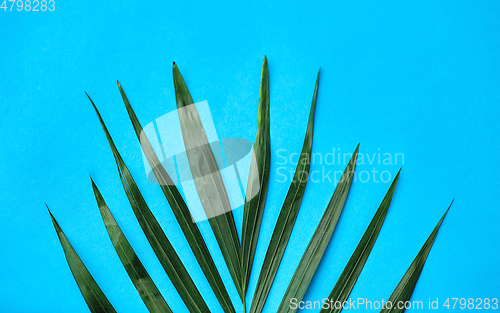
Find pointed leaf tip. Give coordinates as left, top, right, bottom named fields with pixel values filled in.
left=319, top=169, right=400, bottom=313
left=391, top=169, right=401, bottom=185
left=48, top=202, right=117, bottom=313
left=172, top=62, right=180, bottom=73
left=46, top=204, right=53, bottom=216
left=47, top=207, right=57, bottom=227
left=443, top=199, right=454, bottom=216
left=85, top=93, right=98, bottom=111
left=380, top=202, right=450, bottom=313
left=91, top=179, right=171, bottom=312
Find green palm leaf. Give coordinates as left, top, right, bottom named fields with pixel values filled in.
left=172, top=63, right=243, bottom=299
left=249, top=69, right=320, bottom=313
left=241, top=56, right=271, bottom=295
left=117, top=81, right=235, bottom=313
left=48, top=207, right=117, bottom=313
left=46, top=59, right=454, bottom=313
left=90, top=178, right=172, bottom=313
left=277, top=144, right=359, bottom=313
left=319, top=169, right=401, bottom=313
left=88, top=95, right=210, bottom=313
left=379, top=201, right=452, bottom=313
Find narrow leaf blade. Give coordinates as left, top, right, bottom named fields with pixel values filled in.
left=172, top=63, right=243, bottom=298
left=278, top=144, right=359, bottom=313
left=91, top=178, right=172, bottom=313
left=48, top=207, right=117, bottom=313
left=89, top=97, right=210, bottom=313
left=117, top=82, right=236, bottom=313
left=379, top=201, right=452, bottom=313
left=250, top=70, right=320, bottom=313
left=320, top=169, right=401, bottom=313
left=241, top=56, right=271, bottom=295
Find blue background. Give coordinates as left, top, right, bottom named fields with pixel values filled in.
left=1, top=1, right=499, bottom=312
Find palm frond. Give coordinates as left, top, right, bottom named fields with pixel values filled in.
left=319, top=169, right=401, bottom=313
left=48, top=207, right=117, bottom=313
left=241, top=56, right=271, bottom=296
left=277, top=144, right=359, bottom=313
left=379, top=201, right=452, bottom=313
left=250, top=69, right=320, bottom=313
left=117, top=81, right=236, bottom=313
left=90, top=178, right=172, bottom=313
left=88, top=95, right=210, bottom=313
left=47, top=59, right=452, bottom=313
left=172, top=63, right=243, bottom=299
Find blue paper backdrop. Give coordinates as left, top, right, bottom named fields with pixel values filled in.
left=1, top=1, right=499, bottom=312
